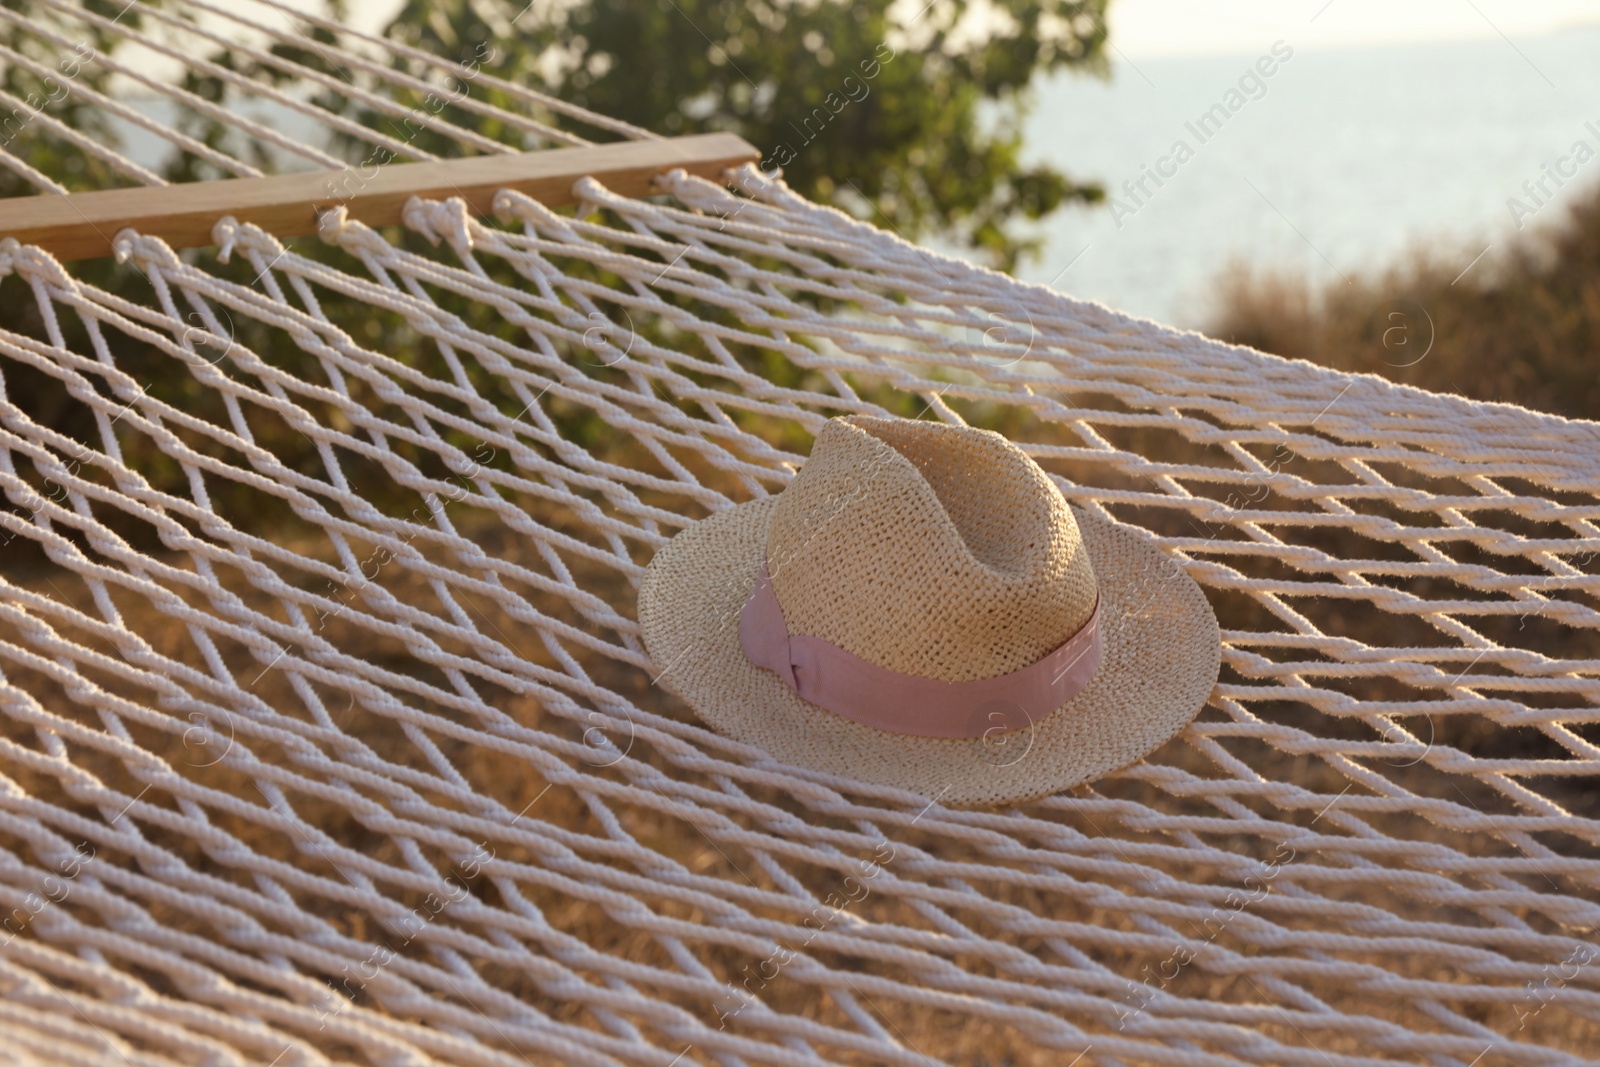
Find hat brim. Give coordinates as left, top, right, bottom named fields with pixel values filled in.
left=637, top=498, right=1220, bottom=806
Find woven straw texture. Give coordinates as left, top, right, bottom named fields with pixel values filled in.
left=639, top=493, right=1218, bottom=805
left=638, top=413, right=1218, bottom=804
left=0, top=4, right=1599, bottom=1064
left=767, top=415, right=1100, bottom=679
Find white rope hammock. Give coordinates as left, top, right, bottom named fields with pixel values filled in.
left=0, top=4, right=1597, bottom=1065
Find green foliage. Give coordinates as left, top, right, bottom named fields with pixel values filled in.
left=0, top=0, right=141, bottom=197
left=0, top=0, right=1111, bottom=547
left=383, top=0, right=1109, bottom=270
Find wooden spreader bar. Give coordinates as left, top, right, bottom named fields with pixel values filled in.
left=0, top=132, right=760, bottom=262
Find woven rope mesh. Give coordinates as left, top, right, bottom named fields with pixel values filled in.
left=1, top=3, right=1599, bottom=1065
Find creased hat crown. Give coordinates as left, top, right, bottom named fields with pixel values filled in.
left=764, top=416, right=1097, bottom=683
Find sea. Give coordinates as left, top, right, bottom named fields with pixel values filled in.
left=1006, top=26, right=1600, bottom=328
left=108, top=25, right=1600, bottom=333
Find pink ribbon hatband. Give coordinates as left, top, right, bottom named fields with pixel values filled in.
left=738, top=558, right=1103, bottom=738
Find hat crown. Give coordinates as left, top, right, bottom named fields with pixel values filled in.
left=765, top=416, right=1097, bottom=682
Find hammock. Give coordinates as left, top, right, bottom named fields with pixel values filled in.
left=1, top=4, right=1597, bottom=1065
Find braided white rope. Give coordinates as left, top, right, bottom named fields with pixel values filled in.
left=0, top=161, right=1597, bottom=1067
left=0, top=0, right=644, bottom=197
left=0, top=32, right=256, bottom=180
left=230, top=0, right=663, bottom=142
left=0, top=2, right=345, bottom=175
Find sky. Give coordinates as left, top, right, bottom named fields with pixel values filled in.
left=1108, top=0, right=1600, bottom=57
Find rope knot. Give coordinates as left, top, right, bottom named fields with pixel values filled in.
left=571, top=176, right=606, bottom=200
left=204, top=217, right=288, bottom=277
left=212, top=216, right=241, bottom=263
left=317, top=204, right=397, bottom=260
left=5, top=238, right=79, bottom=290
left=728, top=162, right=796, bottom=208
left=315, top=203, right=354, bottom=244
left=494, top=187, right=580, bottom=241
left=114, top=229, right=185, bottom=275
left=491, top=188, right=527, bottom=224
left=402, top=195, right=474, bottom=251
left=571, top=175, right=610, bottom=221
left=647, top=166, right=690, bottom=200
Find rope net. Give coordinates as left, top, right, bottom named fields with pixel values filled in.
left=1, top=4, right=1598, bottom=1066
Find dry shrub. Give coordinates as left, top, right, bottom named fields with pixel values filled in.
left=1208, top=180, right=1600, bottom=421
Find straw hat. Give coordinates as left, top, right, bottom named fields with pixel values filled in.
left=637, top=415, right=1219, bottom=806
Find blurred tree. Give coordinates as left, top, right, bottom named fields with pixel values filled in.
left=382, top=0, right=1110, bottom=270
left=0, top=0, right=1111, bottom=551
left=0, top=0, right=134, bottom=199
